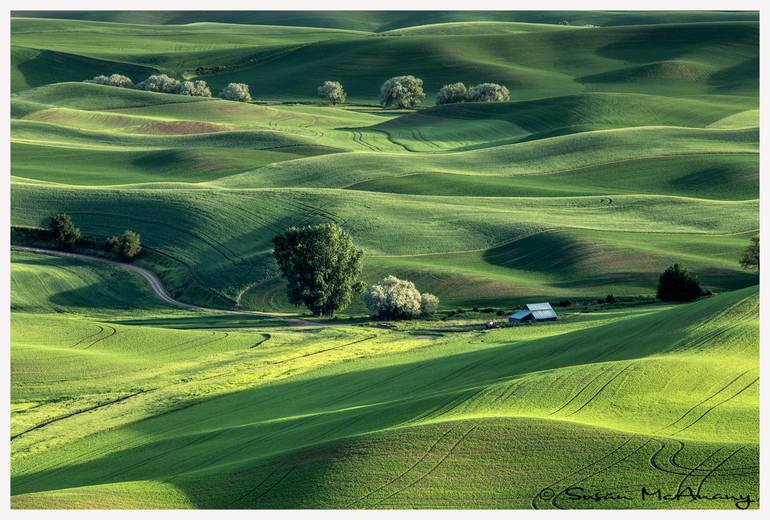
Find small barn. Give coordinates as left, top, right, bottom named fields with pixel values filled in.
left=508, top=302, right=558, bottom=324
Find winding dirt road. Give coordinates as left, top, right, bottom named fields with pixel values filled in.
left=12, top=246, right=325, bottom=327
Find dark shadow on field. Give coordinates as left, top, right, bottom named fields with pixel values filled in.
left=708, top=58, right=759, bottom=94
left=13, top=254, right=166, bottom=311
left=11, top=287, right=757, bottom=506
left=47, top=282, right=161, bottom=310
left=481, top=230, right=760, bottom=294
left=113, top=314, right=289, bottom=329
left=593, top=23, right=758, bottom=64
left=14, top=48, right=155, bottom=92
left=481, top=231, right=588, bottom=276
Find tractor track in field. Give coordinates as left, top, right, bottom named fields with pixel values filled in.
left=652, top=371, right=750, bottom=434
left=563, top=363, right=635, bottom=417
left=345, top=427, right=456, bottom=507
left=81, top=324, right=117, bottom=349
left=12, top=246, right=332, bottom=327
left=532, top=365, right=759, bottom=508
left=369, top=425, right=477, bottom=508
left=265, top=335, right=377, bottom=365
left=11, top=389, right=150, bottom=442
left=668, top=377, right=758, bottom=436
left=649, top=440, right=755, bottom=478
left=548, top=365, right=614, bottom=416
left=70, top=324, right=106, bottom=347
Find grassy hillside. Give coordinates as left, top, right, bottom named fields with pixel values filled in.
left=12, top=10, right=759, bottom=31
left=12, top=18, right=758, bottom=100
left=10, top=13, right=759, bottom=509
left=11, top=77, right=758, bottom=309
left=11, top=251, right=758, bottom=508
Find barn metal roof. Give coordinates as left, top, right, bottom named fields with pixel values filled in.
left=531, top=309, right=557, bottom=320
left=526, top=302, right=554, bottom=312
left=509, top=310, right=531, bottom=320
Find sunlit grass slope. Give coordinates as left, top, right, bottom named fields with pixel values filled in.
left=11, top=251, right=758, bottom=508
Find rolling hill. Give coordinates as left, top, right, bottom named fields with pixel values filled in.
left=9, top=11, right=759, bottom=510
left=11, top=250, right=758, bottom=508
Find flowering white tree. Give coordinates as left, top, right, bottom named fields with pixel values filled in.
left=317, top=81, right=346, bottom=105
left=177, top=80, right=212, bottom=97
left=436, top=82, right=467, bottom=104
left=420, top=293, right=439, bottom=316
left=363, top=275, right=439, bottom=319
left=467, top=83, right=510, bottom=102
left=85, top=74, right=134, bottom=88
left=136, top=74, right=181, bottom=93
left=219, top=83, right=252, bottom=102
left=379, top=75, right=425, bottom=109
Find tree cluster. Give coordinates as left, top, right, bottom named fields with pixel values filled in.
left=84, top=74, right=253, bottom=101
left=106, top=230, right=143, bottom=260
left=135, top=74, right=213, bottom=98
left=85, top=74, right=134, bottom=88
left=363, top=275, right=439, bottom=319
left=176, top=80, right=212, bottom=97
left=47, top=213, right=141, bottom=260
left=436, top=82, right=510, bottom=104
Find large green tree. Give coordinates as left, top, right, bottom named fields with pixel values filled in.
left=49, top=213, right=80, bottom=248
left=656, top=263, right=703, bottom=302
left=272, top=223, right=364, bottom=316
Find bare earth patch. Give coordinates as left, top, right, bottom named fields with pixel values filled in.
left=130, top=120, right=232, bottom=135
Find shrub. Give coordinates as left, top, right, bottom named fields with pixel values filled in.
left=656, top=263, right=703, bottom=302
left=105, top=235, right=119, bottom=252
left=421, top=293, right=440, bottom=317
left=740, top=235, right=759, bottom=270
left=176, top=80, right=212, bottom=97
left=136, top=74, right=180, bottom=93
left=219, top=83, right=252, bottom=102
left=605, top=294, right=617, bottom=304
left=86, top=74, right=134, bottom=88
left=496, top=310, right=506, bottom=316
left=467, top=83, right=510, bottom=102
left=49, top=213, right=80, bottom=247
left=435, top=82, right=467, bottom=104
left=363, top=276, right=421, bottom=319
left=379, top=75, right=425, bottom=109
left=363, top=276, right=439, bottom=319
left=559, top=300, right=572, bottom=307
left=119, top=229, right=142, bottom=259
left=483, top=307, right=494, bottom=313
left=317, top=81, right=346, bottom=105
left=273, top=223, right=364, bottom=316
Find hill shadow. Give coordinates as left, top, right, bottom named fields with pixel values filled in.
left=11, top=287, right=757, bottom=505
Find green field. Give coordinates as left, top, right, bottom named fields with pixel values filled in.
left=10, top=11, right=759, bottom=509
